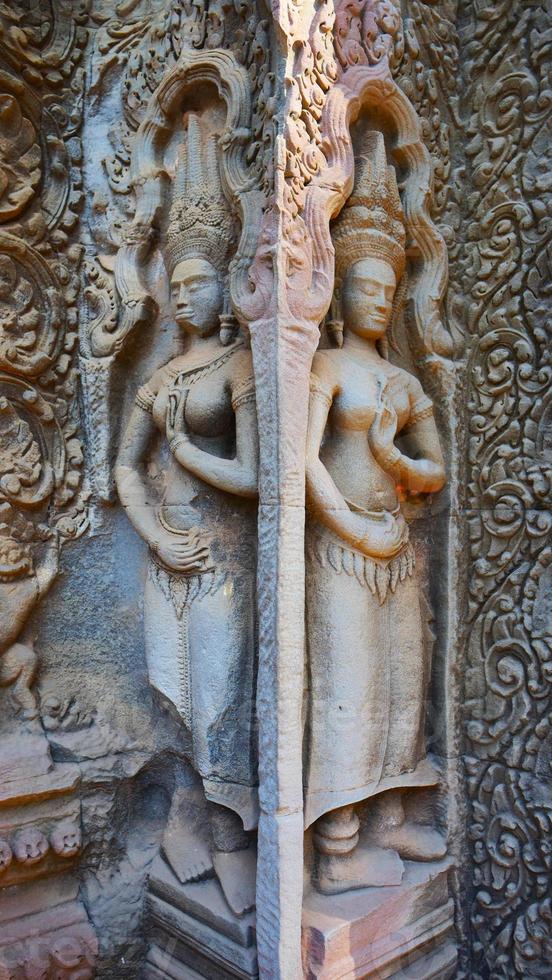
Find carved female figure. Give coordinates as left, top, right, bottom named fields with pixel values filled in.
left=305, top=136, right=447, bottom=894
left=116, top=117, right=258, bottom=914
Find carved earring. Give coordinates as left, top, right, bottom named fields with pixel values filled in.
left=326, top=285, right=344, bottom=348
left=219, top=313, right=239, bottom=346
left=385, top=273, right=408, bottom=357
left=219, top=287, right=239, bottom=346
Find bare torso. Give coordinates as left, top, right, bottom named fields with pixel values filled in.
left=149, top=345, right=255, bottom=548
left=316, top=349, right=415, bottom=512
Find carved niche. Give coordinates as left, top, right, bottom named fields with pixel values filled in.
left=107, top=41, right=267, bottom=977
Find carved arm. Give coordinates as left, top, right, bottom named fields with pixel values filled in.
left=115, top=404, right=164, bottom=549
left=372, top=415, right=446, bottom=495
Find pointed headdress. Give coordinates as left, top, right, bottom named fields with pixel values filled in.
left=332, top=132, right=406, bottom=282
left=165, top=114, right=234, bottom=276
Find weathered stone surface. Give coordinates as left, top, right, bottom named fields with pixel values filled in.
left=0, top=1, right=550, bottom=978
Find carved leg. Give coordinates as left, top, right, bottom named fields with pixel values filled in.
left=210, top=803, right=256, bottom=917
left=365, top=790, right=446, bottom=862
left=0, top=642, right=39, bottom=720
left=313, top=804, right=403, bottom=895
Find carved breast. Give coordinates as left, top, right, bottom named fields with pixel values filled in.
left=183, top=379, right=234, bottom=439
left=152, top=372, right=233, bottom=441
left=330, top=360, right=412, bottom=434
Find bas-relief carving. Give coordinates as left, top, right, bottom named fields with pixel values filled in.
left=7, top=0, right=549, bottom=976
left=0, top=3, right=98, bottom=975
left=457, top=2, right=552, bottom=977
left=305, top=135, right=447, bottom=896
left=114, top=95, right=261, bottom=919
left=105, top=0, right=458, bottom=975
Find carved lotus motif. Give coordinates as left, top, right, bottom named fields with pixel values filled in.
left=0, top=94, right=40, bottom=223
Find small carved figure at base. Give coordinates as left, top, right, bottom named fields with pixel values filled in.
left=50, top=820, right=82, bottom=859
left=314, top=804, right=403, bottom=895
left=0, top=642, right=38, bottom=720
left=364, top=790, right=447, bottom=862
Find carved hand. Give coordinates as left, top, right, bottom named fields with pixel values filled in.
left=369, top=379, right=399, bottom=465
left=166, top=387, right=190, bottom=450
left=153, top=528, right=212, bottom=574
left=354, top=509, right=408, bottom=559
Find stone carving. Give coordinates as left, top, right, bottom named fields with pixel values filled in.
left=0, top=3, right=97, bottom=974
left=242, top=0, right=457, bottom=971
left=0, top=3, right=88, bottom=723
left=0, top=821, right=82, bottom=868
left=0, top=934, right=96, bottom=980
left=50, top=822, right=82, bottom=859
left=458, top=1, right=552, bottom=976
left=12, top=827, right=50, bottom=867
left=83, top=0, right=275, bottom=500
left=1, top=0, right=546, bottom=976
left=115, top=111, right=259, bottom=917
left=305, top=133, right=447, bottom=895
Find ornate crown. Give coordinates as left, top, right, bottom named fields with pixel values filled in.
left=164, top=114, right=234, bottom=276
left=332, top=132, right=406, bottom=282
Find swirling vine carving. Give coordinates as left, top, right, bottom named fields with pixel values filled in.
left=459, top=1, right=552, bottom=976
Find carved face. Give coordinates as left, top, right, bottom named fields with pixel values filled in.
left=12, top=827, right=49, bottom=865
left=170, top=257, right=223, bottom=338
left=0, top=838, right=12, bottom=872
left=49, top=937, right=93, bottom=977
left=51, top=821, right=81, bottom=858
left=341, top=256, right=396, bottom=341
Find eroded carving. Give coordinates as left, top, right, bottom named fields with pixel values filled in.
left=116, top=110, right=259, bottom=917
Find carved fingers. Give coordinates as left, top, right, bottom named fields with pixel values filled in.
left=167, top=387, right=189, bottom=448
left=357, top=510, right=408, bottom=559
left=154, top=528, right=213, bottom=574
left=369, top=376, right=398, bottom=457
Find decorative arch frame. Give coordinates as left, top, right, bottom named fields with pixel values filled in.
left=93, top=48, right=262, bottom=359
left=302, top=59, right=453, bottom=364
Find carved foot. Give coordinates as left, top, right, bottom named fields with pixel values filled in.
left=368, top=820, right=446, bottom=862
left=162, top=787, right=214, bottom=884
left=213, top=843, right=256, bottom=916
left=316, top=844, right=404, bottom=895
left=366, top=790, right=446, bottom=862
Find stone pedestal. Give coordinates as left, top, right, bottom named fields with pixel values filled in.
left=145, top=854, right=258, bottom=979
left=302, top=860, right=456, bottom=980
left=0, top=729, right=97, bottom=973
